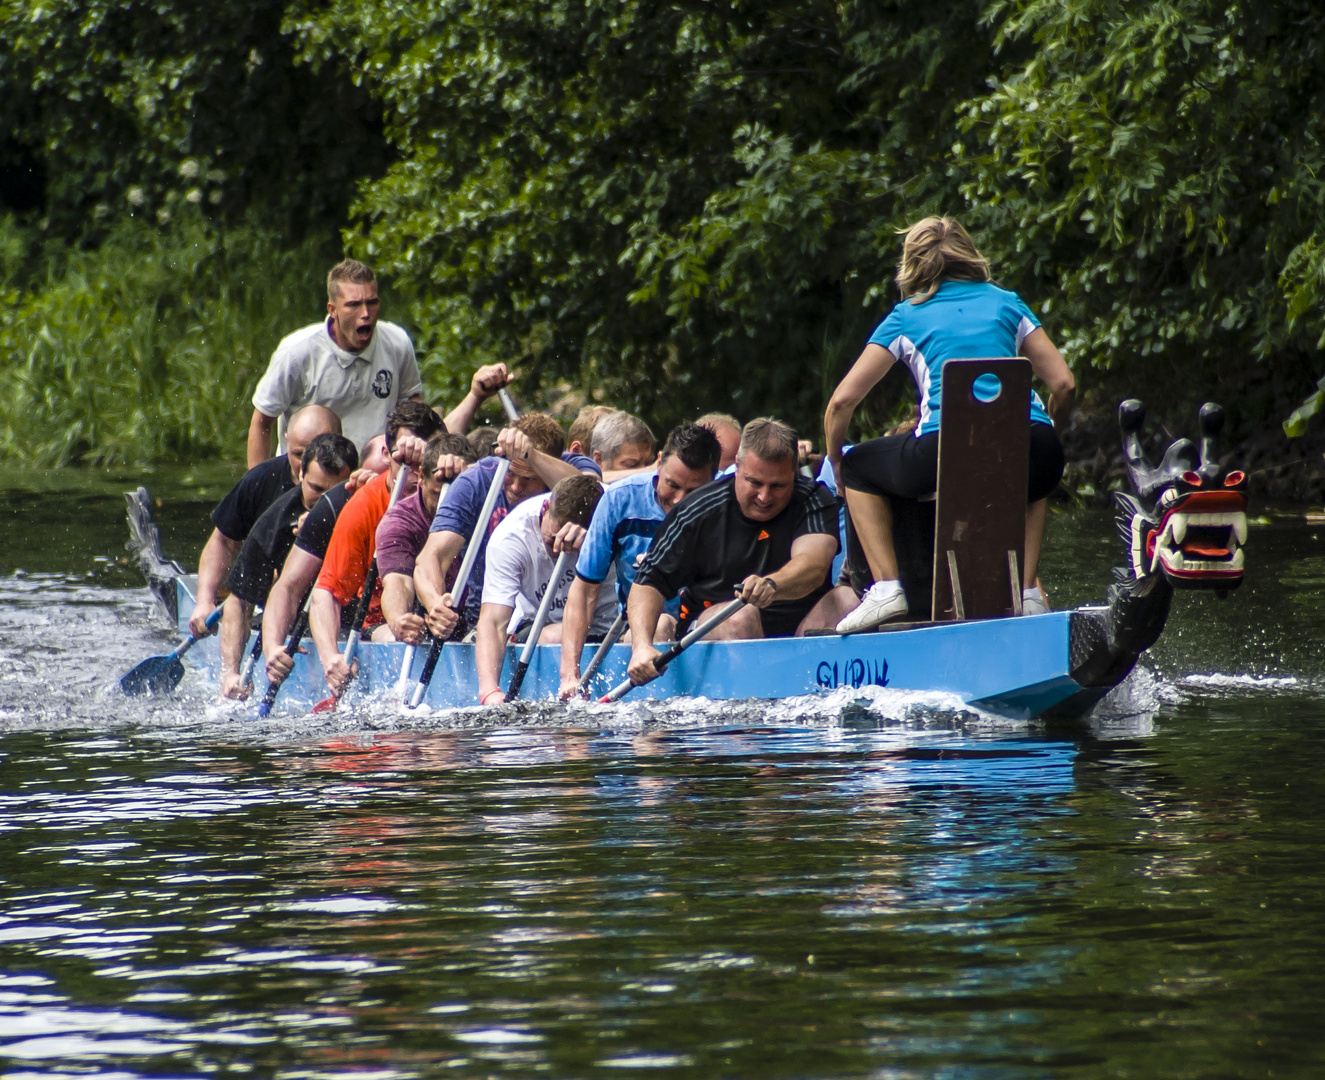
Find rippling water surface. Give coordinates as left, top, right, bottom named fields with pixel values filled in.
left=2, top=470, right=1323, bottom=1078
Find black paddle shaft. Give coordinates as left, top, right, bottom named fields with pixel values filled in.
left=349, top=560, right=380, bottom=637
left=258, top=598, right=311, bottom=715
left=415, top=633, right=444, bottom=691
left=506, top=660, right=530, bottom=701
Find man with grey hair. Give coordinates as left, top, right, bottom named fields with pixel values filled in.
left=590, top=410, right=655, bottom=483
left=696, top=412, right=742, bottom=471
left=625, top=418, right=861, bottom=685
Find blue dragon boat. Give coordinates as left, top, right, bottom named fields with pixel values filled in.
left=125, top=399, right=1248, bottom=721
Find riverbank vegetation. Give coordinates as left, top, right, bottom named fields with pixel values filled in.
left=3, top=0, right=1325, bottom=470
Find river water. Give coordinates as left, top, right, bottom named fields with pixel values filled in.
left=1, top=468, right=1322, bottom=1078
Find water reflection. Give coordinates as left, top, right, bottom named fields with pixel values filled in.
left=0, top=727, right=1086, bottom=1075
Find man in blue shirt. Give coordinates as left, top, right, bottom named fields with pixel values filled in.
left=557, top=423, right=722, bottom=699
left=415, top=412, right=601, bottom=637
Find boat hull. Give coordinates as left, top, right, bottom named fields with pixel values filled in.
left=174, top=582, right=1095, bottom=720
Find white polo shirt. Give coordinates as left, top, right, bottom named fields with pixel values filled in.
left=482, top=494, right=618, bottom=636
left=252, top=318, right=424, bottom=455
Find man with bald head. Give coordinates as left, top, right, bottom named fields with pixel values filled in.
left=187, top=404, right=342, bottom=637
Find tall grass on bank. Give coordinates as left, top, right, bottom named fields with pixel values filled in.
left=0, top=211, right=331, bottom=466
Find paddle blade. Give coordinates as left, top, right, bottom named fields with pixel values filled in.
left=119, top=655, right=185, bottom=696
left=311, top=695, right=339, bottom=714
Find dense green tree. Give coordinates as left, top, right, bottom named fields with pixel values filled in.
left=0, top=0, right=390, bottom=241
left=960, top=0, right=1325, bottom=435
left=292, top=0, right=999, bottom=435
left=6, top=0, right=1325, bottom=466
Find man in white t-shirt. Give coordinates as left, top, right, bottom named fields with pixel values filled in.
left=476, top=475, right=618, bottom=705
left=247, top=258, right=510, bottom=463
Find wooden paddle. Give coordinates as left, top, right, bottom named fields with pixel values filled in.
left=575, top=608, right=626, bottom=697
left=256, top=589, right=312, bottom=719
left=119, top=605, right=222, bottom=696
left=598, top=598, right=746, bottom=703
left=406, top=389, right=520, bottom=709
left=504, top=548, right=573, bottom=700
left=311, top=464, right=411, bottom=713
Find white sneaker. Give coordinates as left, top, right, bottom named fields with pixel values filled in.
left=836, top=581, right=908, bottom=634
left=1022, top=587, right=1049, bottom=616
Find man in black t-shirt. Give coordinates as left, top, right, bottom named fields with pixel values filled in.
left=626, top=418, right=860, bottom=687
left=188, top=404, right=342, bottom=638
left=259, top=473, right=365, bottom=687
left=218, top=432, right=357, bottom=699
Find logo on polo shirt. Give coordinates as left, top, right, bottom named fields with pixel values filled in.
left=372, top=369, right=393, bottom=399
left=757, top=530, right=770, bottom=540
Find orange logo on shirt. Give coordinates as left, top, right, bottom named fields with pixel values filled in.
left=757, top=530, right=770, bottom=540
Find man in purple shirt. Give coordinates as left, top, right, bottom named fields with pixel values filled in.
left=414, top=412, right=601, bottom=637
left=376, top=432, right=477, bottom=644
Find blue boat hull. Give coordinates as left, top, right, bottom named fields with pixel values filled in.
left=174, top=581, right=1100, bottom=719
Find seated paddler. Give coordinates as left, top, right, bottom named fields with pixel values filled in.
left=415, top=413, right=601, bottom=641
left=308, top=401, right=441, bottom=697
left=824, top=215, right=1076, bottom=633
left=375, top=431, right=478, bottom=646
left=476, top=475, right=616, bottom=705
left=625, top=419, right=858, bottom=688
left=217, top=432, right=358, bottom=699
left=187, top=404, right=341, bottom=639
left=558, top=422, right=722, bottom=700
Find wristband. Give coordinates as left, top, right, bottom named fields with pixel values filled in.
left=763, top=577, right=778, bottom=593
left=480, top=689, right=504, bottom=705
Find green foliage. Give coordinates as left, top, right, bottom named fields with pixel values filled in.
left=0, top=0, right=390, bottom=241
left=6, top=0, right=1325, bottom=463
left=960, top=0, right=1325, bottom=432
left=288, top=0, right=996, bottom=438
left=0, top=210, right=329, bottom=465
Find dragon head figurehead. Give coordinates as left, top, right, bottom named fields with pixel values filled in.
left=1114, top=400, right=1247, bottom=594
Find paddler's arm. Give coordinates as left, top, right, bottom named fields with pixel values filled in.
left=824, top=343, right=895, bottom=487
left=415, top=530, right=465, bottom=637
left=218, top=595, right=255, bottom=700
left=442, top=364, right=511, bottom=434
left=626, top=583, right=667, bottom=686
left=190, top=529, right=243, bottom=639
left=309, top=587, right=352, bottom=696
left=262, top=545, right=320, bottom=684
left=558, top=576, right=600, bottom=700
left=475, top=602, right=515, bottom=705
left=381, top=573, right=426, bottom=645
left=1021, top=328, right=1076, bottom=429
left=497, top=427, right=587, bottom=486
left=736, top=533, right=838, bottom=607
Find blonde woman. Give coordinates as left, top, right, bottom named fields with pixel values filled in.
left=825, top=217, right=1076, bottom=633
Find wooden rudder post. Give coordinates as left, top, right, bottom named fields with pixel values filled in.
left=931, top=358, right=1032, bottom=622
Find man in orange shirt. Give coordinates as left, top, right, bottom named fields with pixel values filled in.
left=307, top=401, right=469, bottom=696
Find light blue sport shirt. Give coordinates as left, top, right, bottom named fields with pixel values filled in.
left=575, top=470, right=676, bottom=611
left=868, top=280, right=1053, bottom=437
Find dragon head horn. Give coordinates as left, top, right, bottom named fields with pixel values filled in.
left=1197, top=402, right=1224, bottom=483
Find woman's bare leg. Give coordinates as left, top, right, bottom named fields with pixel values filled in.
left=1024, top=498, right=1047, bottom=588
left=843, top=488, right=901, bottom=582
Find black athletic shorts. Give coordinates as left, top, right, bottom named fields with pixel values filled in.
left=840, top=423, right=1066, bottom=504
left=675, top=583, right=832, bottom=640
